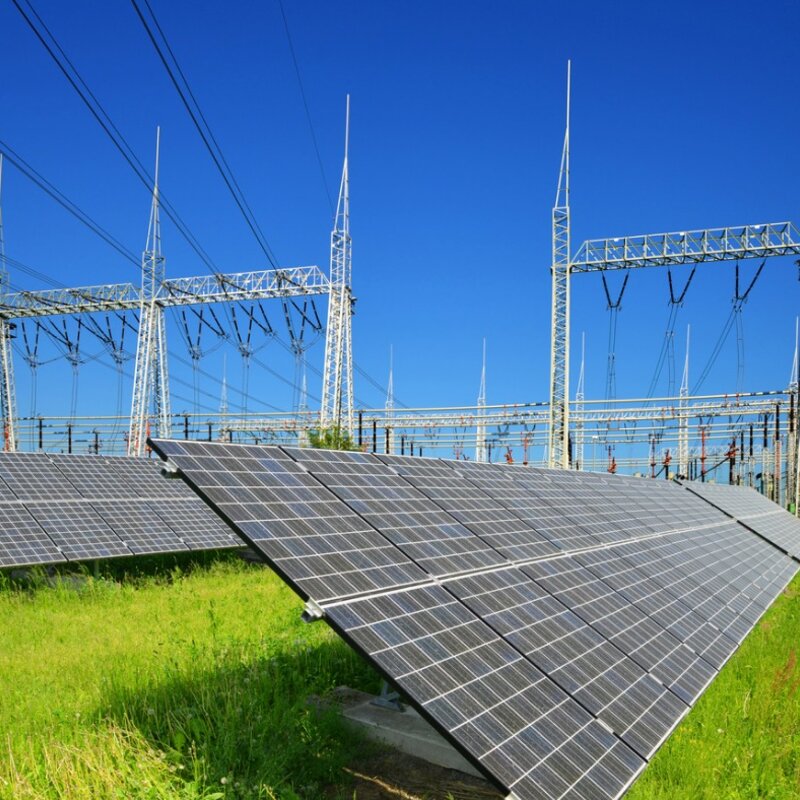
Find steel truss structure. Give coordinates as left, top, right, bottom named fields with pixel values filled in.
left=0, top=115, right=355, bottom=455
left=547, top=70, right=800, bottom=469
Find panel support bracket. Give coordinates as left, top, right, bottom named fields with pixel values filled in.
left=302, top=598, right=325, bottom=622
left=370, top=680, right=404, bottom=712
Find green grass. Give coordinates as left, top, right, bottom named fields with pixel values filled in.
left=0, top=557, right=380, bottom=800
left=1, top=557, right=799, bottom=800
left=628, top=579, right=800, bottom=799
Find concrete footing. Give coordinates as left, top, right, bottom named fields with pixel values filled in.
left=331, top=687, right=482, bottom=778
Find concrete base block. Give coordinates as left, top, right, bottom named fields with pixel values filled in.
left=334, top=687, right=483, bottom=778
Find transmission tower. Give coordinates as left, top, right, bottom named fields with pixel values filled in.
left=129, top=128, right=171, bottom=455
left=0, top=155, right=18, bottom=452
left=320, top=95, right=354, bottom=436
left=476, top=338, right=487, bottom=462
left=548, top=61, right=571, bottom=469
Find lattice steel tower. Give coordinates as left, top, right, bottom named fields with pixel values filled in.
left=320, top=96, right=354, bottom=436
left=129, top=128, right=171, bottom=455
left=548, top=62, right=571, bottom=468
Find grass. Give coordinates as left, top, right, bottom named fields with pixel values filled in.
left=0, top=556, right=798, bottom=800
left=0, top=556, right=380, bottom=799
left=628, top=578, right=800, bottom=799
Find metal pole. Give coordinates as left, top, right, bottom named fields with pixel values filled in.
left=67, top=423, right=72, bottom=454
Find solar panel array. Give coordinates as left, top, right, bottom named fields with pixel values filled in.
left=683, top=480, right=800, bottom=558
left=151, top=439, right=800, bottom=800
left=0, top=453, right=239, bottom=568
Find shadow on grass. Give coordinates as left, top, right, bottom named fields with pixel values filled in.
left=96, top=634, right=383, bottom=800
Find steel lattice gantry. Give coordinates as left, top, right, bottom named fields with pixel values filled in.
left=0, top=112, right=356, bottom=455
left=0, top=265, right=332, bottom=454
left=546, top=68, right=800, bottom=470
left=548, top=221, right=800, bottom=469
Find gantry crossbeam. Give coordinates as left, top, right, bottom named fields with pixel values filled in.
left=0, top=266, right=330, bottom=319
left=571, top=221, right=800, bottom=272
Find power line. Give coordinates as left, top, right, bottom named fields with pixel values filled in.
left=11, top=0, right=222, bottom=275
left=276, top=0, right=334, bottom=215
left=131, top=0, right=280, bottom=268
left=0, top=140, right=139, bottom=268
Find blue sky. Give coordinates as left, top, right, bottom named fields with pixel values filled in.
left=0, top=0, right=798, bottom=430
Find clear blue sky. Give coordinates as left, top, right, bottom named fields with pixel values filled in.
left=0, top=0, right=798, bottom=427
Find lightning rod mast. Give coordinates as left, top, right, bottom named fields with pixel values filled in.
left=0, top=154, right=18, bottom=452
left=476, top=338, right=487, bottom=462
left=129, top=127, right=171, bottom=455
left=320, top=95, right=354, bottom=437
left=548, top=61, right=571, bottom=468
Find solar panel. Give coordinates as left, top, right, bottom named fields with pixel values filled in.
left=150, top=499, right=241, bottom=550
left=25, top=501, right=132, bottom=561
left=325, top=584, right=646, bottom=800
left=285, top=447, right=511, bottom=576
left=0, top=452, right=239, bottom=569
left=90, top=500, right=187, bottom=555
left=0, top=503, right=67, bottom=568
left=508, top=556, right=717, bottom=706
left=152, top=440, right=427, bottom=602
left=448, top=462, right=606, bottom=552
left=150, top=440, right=800, bottom=800
left=377, top=454, right=560, bottom=562
left=684, top=481, right=800, bottom=557
left=0, top=452, right=83, bottom=501
left=445, top=567, right=688, bottom=758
